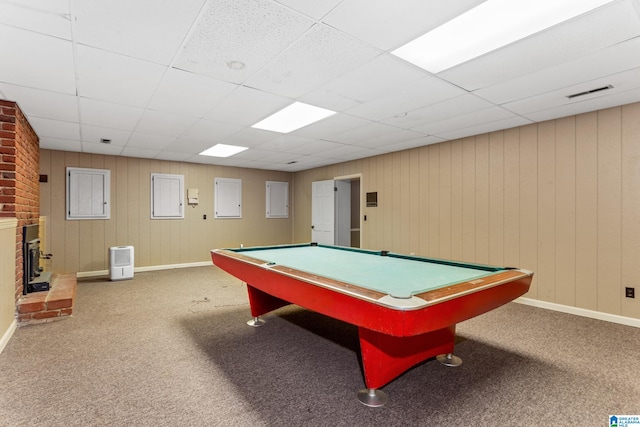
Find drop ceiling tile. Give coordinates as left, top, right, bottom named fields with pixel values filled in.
left=76, top=45, right=166, bottom=108
left=191, top=154, right=241, bottom=166
left=282, top=154, right=336, bottom=169
left=79, top=98, right=144, bottom=130
left=245, top=23, right=380, bottom=98
left=348, top=129, right=427, bottom=149
left=413, top=106, right=520, bottom=135
left=328, top=121, right=400, bottom=145
left=133, top=110, right=199, bottom=137
left=435, top=116, right=533, bottom=141
left=222, top=127, right=281, bottom=148
left=120, top=147, right=160, bottom=159
left=0, top=0, right=71, bottom=39
left=236, top=159, right=268, bottom=168
left=273, top=161, right=308, bottom=172
left=126, top=133, right=176, bottom=151
left=0, top=83, right=78, bottom=122
left=323, top=0, right=485, bottom=51
left=181, top=119, right=243, bottom=142
left=285, top=140, right=346, bottom=156
left=204, top=86, right=291, bottom=126
left=28, top=117, right=80, bottom=140
left=300, top=54, right=426, bottom=112
left=291, top=113, right=370, bottom=139
left=73, top=0, right=206, bottom=65
left=313, top=143, right=371, bottom=159
left=174, top=0, right=313, bottom=83
left=163, top=138, right=213, bottom=154
left=346, top=76, right=466, bottom=121
left=297, top=88, right=360, bottom=113
left=503, top=67, right=640, bottom=115
left=0, top=26, right=75, bottom=94
left=230, top=148, right=279, bottom=161
left=39, top=137, right=81, bottom=152
left=384, top=136, right=446, bottom=152
left=521, top=87, right=640, bottom=123
left=439, top=0, right=640, bottom=91
left=384, top=94, right=494, bottom=130
left=226, top=158, right=264, bottom=168
left=81, top=125, right=131, bottom=146
left=275, top=0, right=342, bottom=19
left=254, top=135, right=316, bottom=152
left=333, top=148, right=387, bottom=161
left=148, top=68, right=237, bottom=117
left=154, top=151, right=194, bottom=162
left=81, top=141, right=124, bottom=156
left=254, top=151, right=302, bottom=163
left=475, top=36, right=640, bottom=105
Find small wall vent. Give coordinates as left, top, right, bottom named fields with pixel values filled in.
left=567, top=85, right=613, bottom=99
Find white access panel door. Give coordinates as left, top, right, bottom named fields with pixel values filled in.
left=66, top=167, right=110, bottom=220
left=311, top=180, right=335, bottom=245
left=215, top=177, right=242, bottom=218
left=151, top=173, right=184, bottom=219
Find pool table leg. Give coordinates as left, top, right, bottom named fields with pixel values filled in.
left=245, top=284, right=291, bottom=326
left=357, top=325, right=457, bottom=405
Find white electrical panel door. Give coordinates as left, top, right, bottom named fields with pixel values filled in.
left=151, top=173, right=184, bottom=219
left=66, top=167, right=110, bottom=220
left=266, top=181, right=289, bottom=218
left=215, top=178, right=242, bottom=218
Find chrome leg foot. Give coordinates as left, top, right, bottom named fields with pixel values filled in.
left=357, top=388, right=388, bottom=407
left=436, top=353, right=462, bottom=367
left=247, top=317, right=265, bottom=327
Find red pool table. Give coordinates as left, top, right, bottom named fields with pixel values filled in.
left=211, top=243, right=533, bottom=406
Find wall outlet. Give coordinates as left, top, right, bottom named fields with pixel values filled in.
left=625, top=287, right=635, bottom=298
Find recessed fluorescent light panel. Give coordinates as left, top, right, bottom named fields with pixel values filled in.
left=392, top=0, right=615, bottom=73
left=199, top=144, right=248, bottom=157
left=251, top=102, right=336, bottom=133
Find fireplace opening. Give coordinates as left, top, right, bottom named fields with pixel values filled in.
left=22, top=224, right=52, bottom=294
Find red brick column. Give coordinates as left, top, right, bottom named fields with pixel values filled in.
left=0, top=100, right=40, bottom=299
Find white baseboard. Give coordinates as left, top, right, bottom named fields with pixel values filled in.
left=76, top=261, right=212, bottom=278
left=0, top=319, right=17, bottom=354
left=515, top=297, right=640, bottom=329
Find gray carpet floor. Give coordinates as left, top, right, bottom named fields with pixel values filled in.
left=1, top=265, right=639, bottom=426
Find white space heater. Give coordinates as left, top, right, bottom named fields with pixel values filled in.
left=109, top=246, right=134, bottom=281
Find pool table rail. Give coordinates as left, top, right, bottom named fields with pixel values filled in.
left=211, top=247, right=533, bottom=312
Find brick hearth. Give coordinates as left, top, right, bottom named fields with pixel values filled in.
left=17, top=273, right=77, bottom=324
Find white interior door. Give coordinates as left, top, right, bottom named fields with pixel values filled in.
left=312, top=180, right=335, bottom=244
left=334, top=180, right=351, bottom=247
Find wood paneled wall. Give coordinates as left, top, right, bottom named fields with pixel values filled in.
left=39, top=151, right=292, bottom=274
left=292, top=102, right=640, bottom=320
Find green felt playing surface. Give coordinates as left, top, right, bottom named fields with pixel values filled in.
left=236, top=246, right=498, bottom=298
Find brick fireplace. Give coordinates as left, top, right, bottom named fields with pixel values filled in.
left=0, top=99, right=76, bottom=324
left=0, top=99, right=40, bottom=299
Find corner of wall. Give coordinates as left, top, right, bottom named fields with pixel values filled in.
left=0, top=218, right=19, bottom=352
